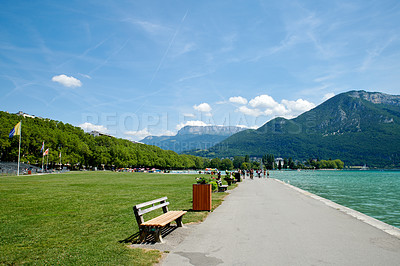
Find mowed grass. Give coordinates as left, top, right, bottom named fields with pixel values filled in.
left=0, top=171, right=229, bottom=265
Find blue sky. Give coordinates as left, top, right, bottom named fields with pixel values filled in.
left=1, top=0, right=400, bottom=141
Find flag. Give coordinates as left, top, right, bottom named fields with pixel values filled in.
left=40, top=141, right=45, bottom=152
left=43, top=148, right=49, bottom=156
left=9, top=122, right=21, bottom=138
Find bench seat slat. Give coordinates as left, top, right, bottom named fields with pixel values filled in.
left=141, top=211, right=187, bottom=227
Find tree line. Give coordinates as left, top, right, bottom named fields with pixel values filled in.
left=0, top=112, right=207, bottom=170
left=206, top=155, right=344, bottom=170
left=0, top=112, right=345, bottom=171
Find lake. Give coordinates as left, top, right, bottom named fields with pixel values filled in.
left=272, top=170, right=400, bottom=228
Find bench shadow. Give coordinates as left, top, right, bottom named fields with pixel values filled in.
left=119, top=226, right=179, bottom=244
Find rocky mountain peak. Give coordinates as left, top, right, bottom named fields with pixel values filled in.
left=348, top=90, right=400, bottom=106
left=177, top=125, right=246, bottom=136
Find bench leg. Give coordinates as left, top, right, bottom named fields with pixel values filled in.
left=139, top=227, right=147, bottom=242
left=176, top=216, right=184, bottom=227
left=153, top=227, right=163, bottom=243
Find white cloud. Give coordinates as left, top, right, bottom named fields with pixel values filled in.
left=249, top=95, right=279, bottom=109
left=236, top=124, right=250, bottom=129
left=247, top=94, right=289, bottom=116
left=124, top=129, right=151, bottom=141
left=193, top=103, right=212, bottom=112
left=229, top=96, right=248, bottom=105
left=322, top=92, right=335, bottom=101
left=160, top=130, right=176, bottom=136
left=237, top=106, right=262, bottom=117
left=79, top=122, right=108, bottom=133
left=124, top=129, right=176, bottom=141
left=176, top=120, right=210, bottom=130
left=52, top=74, right=82, bottom=88
left=281, top=99, right=316, bottom=113
left=237, top=94, right=315, bottom=119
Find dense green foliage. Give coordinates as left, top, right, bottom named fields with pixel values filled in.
left=0, top=171, right=229, bottom=265
left=0, top=111, right=206, bottom=169
left=187, top=91, right=400, bottom=168
left=312, top=159, right=344, bottom=169
left=263, top=154, right=275, bottom=170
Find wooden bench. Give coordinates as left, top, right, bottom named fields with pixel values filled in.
left=216, top=180, right=228, bottom=192
left=133, top=197, right=186, bottom=243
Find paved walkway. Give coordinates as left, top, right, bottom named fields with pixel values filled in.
left=162, top=178, right=400, bottom=265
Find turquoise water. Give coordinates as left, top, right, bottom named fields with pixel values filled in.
left=272, top=170, right=400, bottom=228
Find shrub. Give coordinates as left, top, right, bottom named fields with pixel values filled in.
left=209, top=181, right=218, bottom=191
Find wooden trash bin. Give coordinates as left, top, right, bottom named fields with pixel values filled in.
left=192, top=184, right=212, bottom=211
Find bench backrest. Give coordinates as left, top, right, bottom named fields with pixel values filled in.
left=133, top=197, right=169, bottom=226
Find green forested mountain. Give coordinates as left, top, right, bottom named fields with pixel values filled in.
left=187, top=91, right=400, bottom=168
left=0, top=111, right=205, bottom=169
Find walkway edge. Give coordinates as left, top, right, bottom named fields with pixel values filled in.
left=274, top=179, right=400, bottom=239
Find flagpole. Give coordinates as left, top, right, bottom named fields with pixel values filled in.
left=46, top=149, right=49, bottom=171
left=42, top=152, right=44, bottom=172
left=17, top=121, right=21, bottom=176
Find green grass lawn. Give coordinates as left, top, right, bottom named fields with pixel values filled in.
left=0, top=171, right=231, bottom=265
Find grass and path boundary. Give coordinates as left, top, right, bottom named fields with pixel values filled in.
left=0, top=171, right=233, bottom=265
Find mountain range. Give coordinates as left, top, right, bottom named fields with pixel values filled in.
left=185, top=91, right=400, bottom=168
left=140, top=125, right=246, bottom=153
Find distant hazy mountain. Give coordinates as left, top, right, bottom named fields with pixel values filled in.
left=140, top=126, right=246, bottom=153
left=187, top=91, right=400, bottom=168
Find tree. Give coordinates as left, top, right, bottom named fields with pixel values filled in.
left=252, top=161, right=260, bottom=169
left=265, top=154, right=275, bottom=170
left=232, top=156, right=245, bottom=169
left=209, top=158, right=221, bottom=169
left=288, top=157, right=295, bottom=169
left=221, top=158, right=233, bottom=170
left=241, top=162, right=251, bottom=170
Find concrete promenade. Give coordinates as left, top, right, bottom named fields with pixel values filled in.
left=162, top=178, right=400, bottom=265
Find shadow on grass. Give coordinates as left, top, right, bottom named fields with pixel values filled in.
left=120, top=226, right=179, bottom=244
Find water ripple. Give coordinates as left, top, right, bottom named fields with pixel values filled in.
left=274, top=170, right=400, bottom=228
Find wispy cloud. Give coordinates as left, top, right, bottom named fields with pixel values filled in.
left=79, top=73, right=92, bottom=79
left=126, top=18, right=170, bottom=35
left=359, top=35, right=397, bottom=72
left=88, top=38, right=130, bottom=75
left=177, top=70, right=214, bottom=83
left=149, top=9, right=189, bottom=86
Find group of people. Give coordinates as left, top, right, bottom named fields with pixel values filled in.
left=201, top=169, right=270, bottom=180
left=241, top=169, right=270, bottom=179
